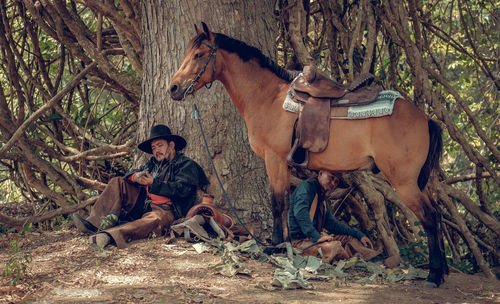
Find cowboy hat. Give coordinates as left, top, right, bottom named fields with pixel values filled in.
left=138, top=124, right=187, bottom=154
left=331, top=171, right=350, bottom=189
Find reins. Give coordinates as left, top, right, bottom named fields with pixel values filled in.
left=185, top=39, right=320, bottom=253
left=192, top=104, right=268, bottom=246
left=193, top=102, right=327, bottom=254
left=182, top=39, right=267, bottom=246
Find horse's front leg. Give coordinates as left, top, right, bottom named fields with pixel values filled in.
left=264, top=152, right=291, bottom=245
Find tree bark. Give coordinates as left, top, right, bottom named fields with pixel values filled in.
left=139, top=0, right=275, bottom=238
left=438, top=187, right=495, bottom=279
left=287, top=0, right=313, bottom=67
left=348, top=172, right=401, bottom=260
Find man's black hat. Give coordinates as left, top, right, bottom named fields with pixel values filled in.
left=138, top=124, right=187, bottom=154
left=332, top=172, right=350, bottom=189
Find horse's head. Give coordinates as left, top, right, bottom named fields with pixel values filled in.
left=169, top=22, right=219, bottom=101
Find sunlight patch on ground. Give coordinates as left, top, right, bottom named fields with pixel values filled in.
left=169, top=259, right=205, bottom=271
left=51, top=286, right=102, bottom=298
left=101, top=274, right=149, bottom=284
left=118, top=256, right=141, bottom=265
left=90, top=270, right=153, bottom=285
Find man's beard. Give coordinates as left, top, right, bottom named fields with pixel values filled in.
left=154, top=152, right=164, bottom=161
left=155, top=148, right=173, bottom=161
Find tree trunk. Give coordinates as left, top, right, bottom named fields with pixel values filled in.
left=140, top=0, right=275, bottom=238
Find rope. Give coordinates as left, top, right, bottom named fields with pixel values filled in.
left=332, top=186, right=355, bottom=216
left=299, top=239, right=328, bottom=254
left=192, top=104, right=268, bottom=246
left=192, top=103, right=333, bottom=255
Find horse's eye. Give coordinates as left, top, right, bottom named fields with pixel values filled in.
left=194, top=53, right=204, bottom=59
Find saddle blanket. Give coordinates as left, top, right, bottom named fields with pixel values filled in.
left=283, top=88, right=402, bottom=120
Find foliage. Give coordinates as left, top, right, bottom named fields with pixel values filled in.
left=276, top=0, right=499, bottom=276
left=99, top=214, right=118, bottom=230
left=0, top=0, right=497, bottom=277
left=19, top=223, right=33, bottom=235
left=449, top=258, right=476, bottom=275
left=0, top=175, right=22, bottom=203
left=90, top=243, right=112, bottom=259
left=0, top=0, right=140, bottom=219
left=2, top=240, right=32, bottom=286
left=399, top=240, right=429, bottom=267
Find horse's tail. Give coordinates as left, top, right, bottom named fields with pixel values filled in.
left=418, top=120, right=443, bottom=190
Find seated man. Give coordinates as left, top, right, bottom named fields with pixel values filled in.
left=73, top=124, right=209, bottom=248
left=289, top=170, right=380, bottom=263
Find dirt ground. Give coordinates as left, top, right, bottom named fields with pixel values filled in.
left=0, top=229, right=499, bottom=304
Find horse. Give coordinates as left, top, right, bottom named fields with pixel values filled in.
left=168, top=23, right=447, bottom=287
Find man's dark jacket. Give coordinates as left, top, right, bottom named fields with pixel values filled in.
left=124, top=152, right=209, bottom=219
left=288, top=179, right=365, bottom=242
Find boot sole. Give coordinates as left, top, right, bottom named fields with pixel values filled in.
left=72, top=214, right=97, bottom=234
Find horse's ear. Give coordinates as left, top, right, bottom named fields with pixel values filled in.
left=201, top=22, right=214, bottom=41
left=194, top=24, right=203, bottom=35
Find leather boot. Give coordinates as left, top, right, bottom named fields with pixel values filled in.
left=384, top=255, right=401, bottom=268
left=89, top=233, right=111, bottom=248
left=73, top=214, right=97, bottom=234
left=320, top=241, right=349, bottom=264
left=346, top=238, right=381, bottom=261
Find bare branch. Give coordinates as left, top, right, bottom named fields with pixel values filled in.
left=0, top=62, right=97, bottom=158
left=0, top=196, right=97, bottom=228
left=287, top=0, right=312, bottom=66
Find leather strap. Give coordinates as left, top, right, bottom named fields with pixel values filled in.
left=309, top=194, right=318, bottom=222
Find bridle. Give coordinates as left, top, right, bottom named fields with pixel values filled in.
left=186, top=39, right=267, bottom=247
left=182, top=40, right=217, bottom=100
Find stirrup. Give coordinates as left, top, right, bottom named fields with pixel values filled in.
left=287, top=138, right=310, bottom=168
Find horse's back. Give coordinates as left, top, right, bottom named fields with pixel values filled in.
left=309, top=98, right=430, bottom=176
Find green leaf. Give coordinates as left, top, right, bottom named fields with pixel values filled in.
left=79, top=103, right=93, bottom=117
left=97, top=251, right=108, bottom=258
left=44, top=112, right=63, bottom=121
left=304, top=256, right=322, bottom=273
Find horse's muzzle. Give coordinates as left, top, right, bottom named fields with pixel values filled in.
left=168, top=83, right=185, bottom=101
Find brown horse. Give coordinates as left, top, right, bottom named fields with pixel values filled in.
left=169, top=23, right=447, bottom=287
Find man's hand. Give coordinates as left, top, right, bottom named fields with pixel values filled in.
left=135, top=172, right=153, bottom=186
left=359, top=236, right=374, bottom=249
left=317, top=235, right=334, bottom=243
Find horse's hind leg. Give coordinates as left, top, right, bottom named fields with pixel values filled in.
left=393, top=184, right=448, bottom=287
left=421, top=190, right=448, bottom=287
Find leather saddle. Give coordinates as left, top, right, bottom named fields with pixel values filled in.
left=287, top=65, right=382, bottom=168
left=185, top=194, right=234, bottom=229
left=170, top=194, right=235, bottom=242
left=168, top=194, right=255, bottom=243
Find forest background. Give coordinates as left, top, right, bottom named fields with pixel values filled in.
left=0, top=0, right=498, bottom=281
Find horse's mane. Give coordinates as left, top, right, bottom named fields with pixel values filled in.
left=191, top=33, right=297, bottom=82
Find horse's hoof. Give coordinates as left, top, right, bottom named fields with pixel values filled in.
left=263, top=246, right=286, bottom=255
left=423, top=281, right=438, bottom=288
